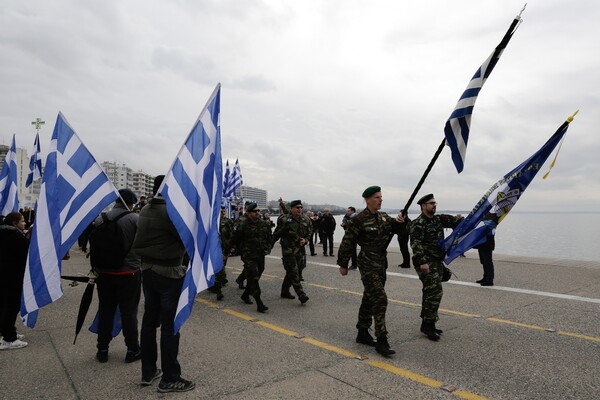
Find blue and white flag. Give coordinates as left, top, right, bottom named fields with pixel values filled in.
left=0, top=134, right=19, bottom=215
left=444, top=8, right=524, bottom=173
left=21, top=113, right=119, bottom=327
left=442, top=113, right=576, bottom=264
left=158, top=84, right=223, bottom=333
left=224, top=158, right=243, bottom=198
left=26, top=132, right=43, bottom=187
left=223, top=159, right=231, bottom=199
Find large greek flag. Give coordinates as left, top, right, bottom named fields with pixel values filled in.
left=444, top=9, right=524, bottom=173
left=224, top=158, right=243, bottom=198
left=26, top=132, right=43, bottom=187
left=0, top=134, right=19, bottom=215
left=21, top=113, right=119, bottom=327
left=158, top=84, right=223, bottom=333
left=442, top=113, right=575, bottom=264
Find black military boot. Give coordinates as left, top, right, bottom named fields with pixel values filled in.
left=241, top=290, right=253, bottom=304
left=375, top=336, right=396, bottom=356
left=280, top=288, right=295, bottom=299
left=299, top=294, right=309, bottom=304
left=255, top=296, right=268, bottom=313
left=420, top=321, right=441, bottom=341
left=356, top=328, right=376, bottom=347
left=420, top=320, right=443, bottom=335
left=236, top=276, right=245, bottom=289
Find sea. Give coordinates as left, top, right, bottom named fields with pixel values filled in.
left=274, top=212, right=600, bottom=263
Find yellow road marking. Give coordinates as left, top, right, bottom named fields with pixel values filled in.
left=301, top=337, right=361, bottom=358
left=308, top=283, right=338, bottom=290
left=255, top=321, right=297, bottom=336
left=453, top=389, right=491, bottom=400
left=367, top=360, right=443, bottom=388
left=486, top=318, right=547, bottom=331
left=222, top=309, right=255, bottom=321
left=557, top=331, right=600, bottom=342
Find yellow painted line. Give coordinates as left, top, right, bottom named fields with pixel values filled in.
left=486, top=318, right=547, bottom=331
left=453, top=389, right=491, bottom=400
left=261, top=273, right=279, bottom=279
left=308, top=283, right=338, bottom=290
left=222, top=309, right=256, bottom=321
left=557, top=331, right=600, bottom=343
left=339, top=289, right=363, bottom=296
left=367, top=360, right=443, bottom=387
left=389, top=299, right=420, bottom=307
left=255, top=321, right=298, bottom=336
left=301, top=337, right=361, bottom=358
left=438, top=308, right=479, bottom=318
left=195, top=297, right=219, bottom=308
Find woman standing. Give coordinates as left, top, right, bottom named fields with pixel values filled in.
left=0, top=212, right=30, bottom=350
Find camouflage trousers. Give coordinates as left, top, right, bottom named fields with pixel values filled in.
left=356, top=269, right=388, bottom=338
left=415, top=261, right=444, bottom=323
left=281, top=255, right=306, bottom=296
left=242, top=257, right=265, bottom=299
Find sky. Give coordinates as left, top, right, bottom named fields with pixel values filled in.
left=1, top=0, right=598, bottom=212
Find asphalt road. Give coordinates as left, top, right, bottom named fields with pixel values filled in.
left=1, top=247, right=599, bottom=399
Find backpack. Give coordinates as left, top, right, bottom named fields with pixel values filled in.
left=89, top=211, right=132, bottom=272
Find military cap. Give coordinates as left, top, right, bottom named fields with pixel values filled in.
left=289, top=200, right=302, bottom=208
left=246, top=203, right=259, bottom=212
left=417, top=193, right=434, bottom=205
left=118, top=188, right=137, bottom=205
left=220, top=205, right=226, bottom=209
left=362, top=186, right=381, bottom=198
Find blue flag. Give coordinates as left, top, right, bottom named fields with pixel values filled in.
left=442, top=113, right=576, bottom=264
left=158, top=84, right=223, bottom=333
left=0, top=134, right=19, bottom=215
left=444, top=9, right=524, bottom=173
left=26, top=132, right=43, bottom=187
left=223, top=159, right=231, bottom=199
left=224, top=158, right=243, bottom=198
left=21, top=113, right=119, bottom=327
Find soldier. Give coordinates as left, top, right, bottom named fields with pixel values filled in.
left=409, top=193, right=462, bottom=341
left=337, top=186, right=406, bottom=357
left=233, top=203, right=272, bottom=313
left=208, top=206, right=233, bottom=300
left=234, top=202, right=251, bottom=289
left=272, top=200, right=310, bottom=304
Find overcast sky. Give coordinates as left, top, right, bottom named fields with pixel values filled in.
left=1, top=0, right=598, bottom=212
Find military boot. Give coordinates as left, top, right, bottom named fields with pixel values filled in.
left=356, top=328, right=376, bottom=347
left=241, top=290, right=253, bottom=304
left=375, top=336, right=396, bottom=356
left=420, top=321, right=441, bottom=341
left=299, top=294, right=309, bottom=304
left=420, top=320, right=443, bottom=335
left=280, top=288, right=295, bottom=299
left=255, top=296, right=269, bottom=313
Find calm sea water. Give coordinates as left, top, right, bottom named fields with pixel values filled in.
left=275, top=212, right=599, bottom=262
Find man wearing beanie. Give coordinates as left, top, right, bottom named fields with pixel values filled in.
left=132, top=175, right=195, bottom=393
left=337, top=186, right=407, bottom=357
left=92, top=188, right=141, bottom=364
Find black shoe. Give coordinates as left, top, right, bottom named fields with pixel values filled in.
left=356, top=328, right=376, bottom=346
left=323, top=254, right=328, bottom=257
left=330, top=253, right=334, bottom=257
left=420, top=321, right=440, bottom=341
left=125, top=348, right=142, bottom=363
left=236, top=278, right=245, bottom=289
left=476, top=279, right=484, bottom=283
left=480, top=281, right=494, bottom=286
left=348, top=265, right=357, bottom=270
left=216, top=292, right=224, bottom=301
left=399, top=264, right=410, bottom=268
left=300, top=277, right=304, bottom=282
left=280, top=292, right=295, bottom=299
left=256, top=301, right=269, bottom=313
left=141, top=369, right=162, bottom=386
left=157, top=377, right=196, bottom=393
left=299, top=294, right=309, bottom=304
left=375, top=336, right=396, bottom=356
left=96, top=349, right=108, bottom=363
left=241, top=293, right=253, bottom=304
left=311, top=253, right=317, bottom=256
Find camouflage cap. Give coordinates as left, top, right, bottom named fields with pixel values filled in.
left=417, top=193, right=434, bottom=205
left=246, top=203, right=259, bottom=212
left=361, top=186, right=381, bottom=198
left=289, top=200, right=302, bottom=208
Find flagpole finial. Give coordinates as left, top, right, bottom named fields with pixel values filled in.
left=567, top=109, right=579, bottom=123
left=518, top=3, right=527, bottom=18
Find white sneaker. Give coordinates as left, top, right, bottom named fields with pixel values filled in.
left=17, top=333, right=25, bottom=340
left=0, top=338, right=28, bottom=350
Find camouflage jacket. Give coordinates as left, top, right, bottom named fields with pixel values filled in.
left=410, top=213, right=462, bottom=266
left=232, top=216, right=272, bottom=261
left=337, top=208, right=407, bottom=270
left=272, top=214, right=312, bottom=256
left=219, top=216, right=234, bottom=256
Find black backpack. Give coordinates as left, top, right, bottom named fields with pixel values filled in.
left=89, top=211, right=132, bottom=272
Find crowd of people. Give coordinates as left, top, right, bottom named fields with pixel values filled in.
left=0, top=184, right=497, bottom=393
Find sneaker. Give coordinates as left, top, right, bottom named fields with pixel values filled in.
left=125, top=348, right=142, bottom=363
left=96, top=349, right=108, bottom=363
left=0, top=338, right=28, bottom=350
left=141, top=369, right=163, bottom=386
left=17, top=333, right=25, bottom=340
left=157, top=377, right=195, bottom=393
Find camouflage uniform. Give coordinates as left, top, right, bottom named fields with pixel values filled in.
left=233, top=213, right=248, bottom=287
left=233, top=216, right=272, bottom=301
left=337, top=208, right=406, bottom=338
left=217, top=215, right=234, bottom=286
left=410, top=213, right=461, bottom=323
left=272, top=213, right=311, bottom=299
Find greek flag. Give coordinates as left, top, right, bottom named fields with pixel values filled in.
left=444, top=9, right=524, bottom=173
left=0, top=134, right=19, bottom=215
left=26, top=132, right=43, bottom=187
left=21, top=113, right=119, bottom=327
left=224, top=158, right=243, bottom=198
left=442, top=113, right=575, bottom=264
left=223, top=159, right=231, bottom=198
left=158, top=84, right=223, bottom=333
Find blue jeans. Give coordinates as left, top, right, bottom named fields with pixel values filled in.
left=141, top=270, right=184, bottom=382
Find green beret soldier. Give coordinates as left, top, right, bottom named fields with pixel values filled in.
left=337, top=186, right=408, bottom=357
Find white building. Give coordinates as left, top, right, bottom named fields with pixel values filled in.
left=101, top=161, right=154, bottom=198
left=235, top=185, right=268, bottom=209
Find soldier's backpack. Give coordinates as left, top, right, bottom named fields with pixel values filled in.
left=89, top=211, right=132, bottom=272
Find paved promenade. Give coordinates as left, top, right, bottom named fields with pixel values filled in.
left=1, top=247, right=599, bottom=399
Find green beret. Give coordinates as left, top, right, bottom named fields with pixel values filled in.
left=417, top=193, right=434, bottom=205
left=289, top=200, right=302, bottom=208
left=362, top=186, right=381, bottom=198
left=246, top=203, right=258, bottom=212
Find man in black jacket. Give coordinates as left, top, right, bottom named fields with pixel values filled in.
left=320, top=208, right=336, bottom=256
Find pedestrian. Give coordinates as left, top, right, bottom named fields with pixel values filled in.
left=306, top=210, right=317, bottom=256
left=132, top=175, right=195, bottom=393
left=91, top=188, right=142, bottom=364
left=341, top=207, right=358, bottom=269
left=475, top=215, right=498, bottom=286
left=272, top=200, right=310, bottom=304
left=320, top=208, right=336, bottom=256
left=233, top=203, right=272, bottom=313
left=0, top=212, right=30, bottom=350
left=409, top=193, right=463, bottom=341
left=337, top=186, right=406, bottom=357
